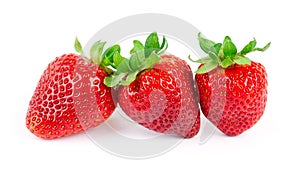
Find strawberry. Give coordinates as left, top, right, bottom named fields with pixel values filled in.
left=26, top=38, right=119, bottom=139
left=190, top=33, right=270, bottom=136
left=104, top=33, right=200, bottom=138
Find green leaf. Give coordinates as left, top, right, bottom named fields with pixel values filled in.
left=221, top=57, right=234, bottom=68
left=144, top=52, right=160, bottom=69
left=130, top=40, right=144, bottom=54
left=101, top=56, right=113, bottom=67
left=145, top=32, right=160, bottom=57
left=74, top=37, right=84, bottom=56
left=90, top=40, right=106, bottom=65
left=208, top=51, right=220, bottom=63
left=103, top=45, right=121, bottom=62
left=160, top=36, right=167, bottom=50
left=198, top=32, right=216, bottom=54
left=112, top=51, right=125, bottom=67
left=158, top=36, right=168, bottom=55
left=100, top=45, right=121, bottom=67
left=253, top=42, right=271, bottom=52
left=188, top=55, right=213, bottom=63
left=234, top=56, right=251, bottom=65
left=145, top=32, right=160, bottom=49
left=195, top=61, right=218, bottom=74
left=129, top=51, right=145, bottom=71
left=213, top=43, right=222, bottom=55
left=104, top=73, right=126, bottom=87
left=223, top=36, right=237, bottom=58
left=121, top=71, right=139, bottom=86
left=240, top=38, right=257, bottom=55
left=116, top=58, right=131, bottom=74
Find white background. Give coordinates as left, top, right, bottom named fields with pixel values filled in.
left=1, top=0, right=299, bottom=168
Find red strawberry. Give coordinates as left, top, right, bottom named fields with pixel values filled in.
left=191, top=33, right=270, bottom=136
left=26, top=39, right=119, bottom=139
left=104, top=33, right=200, bottom=138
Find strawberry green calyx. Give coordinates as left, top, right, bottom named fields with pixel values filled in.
left=104, top=32, right=168, bottom=87
left=190, top=33, right=271, bottom=74
left=74, top=37, right=84, bottom=56
left=90, top=40, right=106, bottom=65
left=74, top=37, right=121, bottom=73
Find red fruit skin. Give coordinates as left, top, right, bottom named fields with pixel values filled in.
left=26, top=54, right=115, bottom=139
left=195, top=61, right=267, bottom=136
left=118, top=55, right=200, bottom=138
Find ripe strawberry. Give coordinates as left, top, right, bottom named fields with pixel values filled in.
left=26, top=38, right=119, bottom=139
left=104, top=33, right=200, bottom=138
left=190, top=33, right=270, bottom=136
